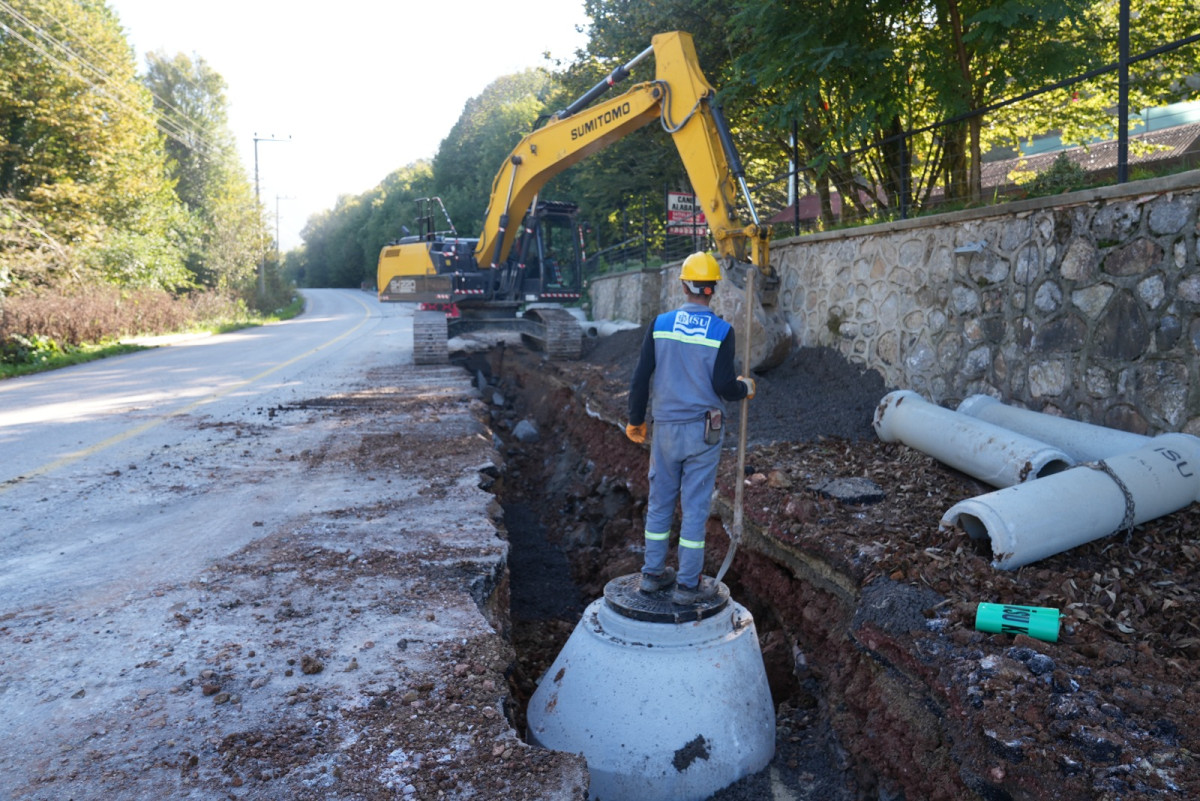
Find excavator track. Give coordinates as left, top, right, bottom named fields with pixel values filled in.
left=522, top=307, right=582, bottom=360
left=413, top=310, right=449, bottom=365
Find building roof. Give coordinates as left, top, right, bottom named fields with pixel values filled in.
left=982, top=121, right=1200, bottom=188
left=765, top=120, right=1200, bottom=224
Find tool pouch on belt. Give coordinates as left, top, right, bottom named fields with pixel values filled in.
left=704, top=409, right=723, bottom=445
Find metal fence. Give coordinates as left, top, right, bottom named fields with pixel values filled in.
left=760, top=27, right=1200, bottom=239
left=585, top=21, right=1199, bottom=271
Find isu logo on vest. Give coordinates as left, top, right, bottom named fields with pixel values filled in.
left=671, top=311, right=711, bottom=338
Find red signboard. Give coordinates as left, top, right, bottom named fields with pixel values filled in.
left=667, top=191, right=707, bottom=236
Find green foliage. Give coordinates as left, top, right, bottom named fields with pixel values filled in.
left=0, top=0, right=272, bottom=353
left=1021, top=152, right=1091, bottom=197
left=86, top=227, right=192, bottom=288
left=0, top=339, right=145, bottom=378
left=0, top=332, right=64, bottom=367
left=991, top=0, right=1200, bottom=161
left=143, top=51, right=234, bottom=208
left=568, top=2, right=754, bottom=247
left=283, top=0, right=1200, bottom=286
left=0, top=0, right=188, bottom=291
left=726, top=0, right=1100, bottom=214
left=434, top=69, right=559, bottom=232
left=826, top=310, right=844, bottom=337
left=285, top=161, right=434, bottom=289
left=292, top=66, right=570, bottom=289
left=142, top=51, right=264, bottom=300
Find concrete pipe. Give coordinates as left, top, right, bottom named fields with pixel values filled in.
left=957, top=394, right=1150, bottom=463
left=583, top=319, right=642, bottom=338
left=873, top=390, right=1073, bottom=488
left=527, top=575, right=775, bottom=801
left=941, top=433, right=1200, bottom=570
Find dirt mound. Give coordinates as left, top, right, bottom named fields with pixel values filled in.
left=581, top=326, right=891, bottom=443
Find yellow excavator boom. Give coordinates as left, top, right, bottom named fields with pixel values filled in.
left=474, top=31, right=771, bottom=279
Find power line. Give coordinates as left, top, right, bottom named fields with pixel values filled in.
left=36, top=1, right=218, bottom=116
left=0, top=1, right=222, bottom=159
left=0, top=14, right=197, bottom=155
left=0, top=0, right=213, bottom=154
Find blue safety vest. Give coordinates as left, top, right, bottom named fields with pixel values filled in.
left=648, top=304, right=732, bottom=424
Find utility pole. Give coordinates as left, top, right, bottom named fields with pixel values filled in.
left=253, top=133, right=291, bottom=299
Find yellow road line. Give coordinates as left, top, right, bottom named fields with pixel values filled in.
left=1, top=294, right=374, bottom=495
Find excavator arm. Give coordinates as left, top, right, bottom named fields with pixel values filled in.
left=474, top=31, right=773, bottom=283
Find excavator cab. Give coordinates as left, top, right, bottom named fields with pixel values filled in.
left=510, top=201, right=583, bottom=302
left=377, top=197, right=480, bottom=301
left=431, top=237, right=479, bottom=274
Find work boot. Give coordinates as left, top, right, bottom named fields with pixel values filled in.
left=639, top=567, right=676, bottom=593
left=671, top=576, right=718, bottom=605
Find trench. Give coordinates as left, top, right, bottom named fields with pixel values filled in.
left=465, top=348, right=872, bottom=801
left=457, top=337, right=1200, bottom=801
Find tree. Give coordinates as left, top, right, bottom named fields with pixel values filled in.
left=358, top=164, right=436, bottom=259
left=927, top=0, right=1096, bottom=202
left=727, top=0, right=1105, bottom=214
left=728, top=0, right=918, bottom=224
left=142, top=50, right=262, bottom=296
left=433, top=69, right=559, bottom=234
left=570, top=0, right=752, bottom=244
left=0, top=0, right=187, bottom=290
left=290, top=161, right=434, bottom=289
left=987, top=0, right=1200, bottom=160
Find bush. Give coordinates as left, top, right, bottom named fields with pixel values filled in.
left=0, top=332, right=62, bottom=366
left=1023, top=152, right=1090, bottom=198
left=0, top=284, right=247, bottom=364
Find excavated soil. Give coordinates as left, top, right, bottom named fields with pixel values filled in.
left=478, top=329, right=1200, bottom=801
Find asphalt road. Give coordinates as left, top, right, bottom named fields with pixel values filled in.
left=0, top=289, right=408, bottom=610
left=0, top=289, right=536, bottom=799
left=0, top=290, right=587, bottom=800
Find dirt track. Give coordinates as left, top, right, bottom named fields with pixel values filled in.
left=0, top=319, right=587, bottom=801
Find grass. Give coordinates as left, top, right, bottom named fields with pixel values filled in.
left=0, top=340, right=150, bottom=379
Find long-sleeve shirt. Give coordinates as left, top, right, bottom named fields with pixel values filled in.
left=628, top=302, right=748, bottom=426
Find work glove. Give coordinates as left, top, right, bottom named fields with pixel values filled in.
left=625, top=422, right=647, bottom=444
left=738, top=375, right=757, bottom=400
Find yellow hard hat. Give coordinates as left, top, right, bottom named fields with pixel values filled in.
left=680, top=251, right=721, bottom=282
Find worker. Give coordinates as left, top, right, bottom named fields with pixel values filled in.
left=625, top=251, right=756, bottom=605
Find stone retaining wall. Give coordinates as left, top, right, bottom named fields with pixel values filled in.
left=587, top=266, right=660, bottom=330
left=590, top=170, right=1200, bottom=435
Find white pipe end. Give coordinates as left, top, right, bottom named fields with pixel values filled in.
left=940, top=499, right=1022, bottom=570
left=872, top=389, right=920, bottom=443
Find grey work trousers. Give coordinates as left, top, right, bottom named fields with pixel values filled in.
left=642, top=417, right=722, bottom=588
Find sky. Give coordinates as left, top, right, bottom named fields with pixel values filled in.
left=108, top=1, right=591, bottom=251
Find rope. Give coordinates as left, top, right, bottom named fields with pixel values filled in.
left=1083, top=460, right=1137, bottom=542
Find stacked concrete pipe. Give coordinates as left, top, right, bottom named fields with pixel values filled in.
left=875, top=391, right=1200, bottom=570
left=941, top=433, right=1200, bottom=569
left=873, top=390, right=1073, bottom=488
left=956, top=394, right=1150, bottom=462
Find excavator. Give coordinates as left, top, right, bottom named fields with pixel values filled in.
left=377, top=31, right=789, bottom=368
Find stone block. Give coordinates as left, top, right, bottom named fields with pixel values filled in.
left=1103, top=237, right=1162, bottom=276
left=1094, top=291, right=1149, bottom=360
